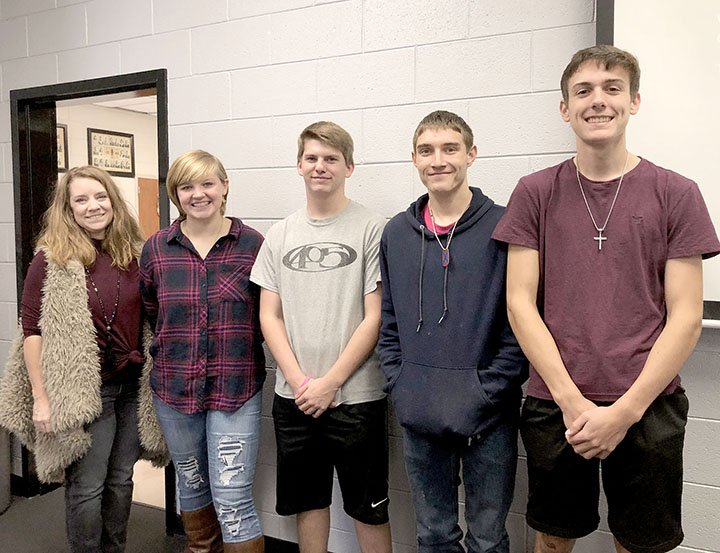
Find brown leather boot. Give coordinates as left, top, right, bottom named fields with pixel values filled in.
left=223, top=536, right=265, bottom=552
left=181, top=504, right=224, bottom=553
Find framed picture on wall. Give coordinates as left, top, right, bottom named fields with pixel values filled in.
left=56, top=124, right=68, bottom=172
left=87, top=127, right=135, bottom=178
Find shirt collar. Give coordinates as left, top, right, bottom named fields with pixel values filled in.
left=166, top=217, right=242, bottom=244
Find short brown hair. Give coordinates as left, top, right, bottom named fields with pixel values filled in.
left=561, top=45, right=640, bottom=103
left=166, top=150, right=228, bottom=221
left=412, top=110, right=474, bottom=151
left=297, top=121, right=354, bottom=166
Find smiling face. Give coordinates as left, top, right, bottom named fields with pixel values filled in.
left=412, top=127, right=477, bottom=196
left=176, top=174, right=228, bottom=223
left=69, top=176, right=114, bottom=239
left=560, top=60, right=640, bottom=148
left=297, top=139, right=354, bottom=198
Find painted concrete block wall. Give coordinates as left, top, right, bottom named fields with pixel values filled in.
left=1, top=1, right=718, bottom=552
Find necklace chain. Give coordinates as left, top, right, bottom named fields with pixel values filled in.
left=429, top=196, right=473, bottom=266
left=575, top=151, right=629, bottom=251
left=429, top=209, right=460, bottom=268
left=86, top=264, right=120, bottom=332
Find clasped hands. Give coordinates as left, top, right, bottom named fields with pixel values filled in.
left=294, top=375, right=338, bottom=418
left=563, top=400, right=634, bottom=460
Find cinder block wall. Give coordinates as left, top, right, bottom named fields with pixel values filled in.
left=1, top=2, right=718, bottom=552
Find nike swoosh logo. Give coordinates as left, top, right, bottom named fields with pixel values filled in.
left=371, top=498, right=388, bottom=508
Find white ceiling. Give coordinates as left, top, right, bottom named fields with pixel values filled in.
left=57, top=89, right=157, bottom=116
left=93, top=95, right=157, bottom=115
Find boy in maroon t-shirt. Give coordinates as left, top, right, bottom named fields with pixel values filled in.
left=493, top=46, right=720, bottom=553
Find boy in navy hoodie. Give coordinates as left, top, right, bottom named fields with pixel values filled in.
left=378, top=110, right=527, bottom=553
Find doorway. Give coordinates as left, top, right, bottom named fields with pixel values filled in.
left=11, top=70, right=169, bottom=280
left=9, top=69, right=178, bottom=533
left=56, top=91, right=164, bottom=511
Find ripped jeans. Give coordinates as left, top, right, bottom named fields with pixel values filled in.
left=152, top=392, right=262, bottom=543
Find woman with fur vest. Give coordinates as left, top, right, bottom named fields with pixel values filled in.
left=0, top=166, right=168, bottom=553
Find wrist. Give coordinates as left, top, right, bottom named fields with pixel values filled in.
left=611, top=396, right=645, bottom=425
left=553, top=389, right=585, bottom=412
left=322, top=372, right=343, bottom=390
left=289, top=374, right=307, bottom=390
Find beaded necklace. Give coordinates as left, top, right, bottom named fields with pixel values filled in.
left=85, top=264, right=121, bottom=368
left=85, top=265, right=120, bottom=332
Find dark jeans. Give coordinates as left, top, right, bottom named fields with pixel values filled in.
left=403, top=417, right=518, bottom=553
left=65, top=380, right=141, bottom=553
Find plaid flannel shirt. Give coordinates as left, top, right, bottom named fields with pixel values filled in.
left=139, top=218, right=265, bottom=414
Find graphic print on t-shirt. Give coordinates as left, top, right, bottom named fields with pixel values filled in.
left=282, top=242, right=358, bottom=272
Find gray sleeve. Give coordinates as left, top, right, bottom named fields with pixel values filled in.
left=363, top=215, right=386, bottom=295
left=249, top=226, right=280, bottom=293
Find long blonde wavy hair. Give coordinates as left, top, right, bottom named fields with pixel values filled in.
left=36, top=166, right=145, bottom=269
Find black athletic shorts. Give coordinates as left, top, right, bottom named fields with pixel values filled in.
left=272, top=394, right=390, bottom=525
left=521, top=391, right=688, bottom=553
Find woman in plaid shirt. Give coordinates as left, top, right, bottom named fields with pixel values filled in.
left=140, top=150, right=266, bottom=553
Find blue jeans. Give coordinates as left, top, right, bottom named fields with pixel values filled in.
left=152, top=392, right=262, bottom=543
left=402, top=418, right=518, bottom=553
left=65, top=380, right=141, bottom=553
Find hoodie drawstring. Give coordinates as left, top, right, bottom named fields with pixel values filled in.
left=411, top=190, right=494, bottom=330
left=416, top=225, right=426, bottom=332
left=416, top=224, right=450, bottom=328
left=438, top=263, right=448, bottom=324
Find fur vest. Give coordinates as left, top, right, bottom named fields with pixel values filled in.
left=0, top=257, right=169, bottom=483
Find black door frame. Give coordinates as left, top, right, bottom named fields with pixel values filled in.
left=11, top=69, right=170, bottom=289
left=596, top=0, right=614, bottom=45
left=9, top=69, right=179, bottom=534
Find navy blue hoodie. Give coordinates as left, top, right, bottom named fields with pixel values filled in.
left=379, top=187, right=527, bottom=439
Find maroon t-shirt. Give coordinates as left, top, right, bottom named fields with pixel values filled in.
left=493, top=158, right=720, bottom=401
left=22, top=247, right=144, bottom=383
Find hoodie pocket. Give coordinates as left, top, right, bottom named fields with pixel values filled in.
left=383, top=361, right=405, bottom=394
left=390, top=360, right=493, bottom=438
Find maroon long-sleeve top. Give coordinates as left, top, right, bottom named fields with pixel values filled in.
left=21, top=244, right=144, bottom=383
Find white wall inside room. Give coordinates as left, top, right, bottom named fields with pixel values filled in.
left=0, top=1, right=718, bottom=552
left=614, top=0, right=720, bottom=302
left=56, top=103, right=158, bottom=216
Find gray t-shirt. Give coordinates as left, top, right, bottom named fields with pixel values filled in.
left=250, top=200, right=386, bottom=405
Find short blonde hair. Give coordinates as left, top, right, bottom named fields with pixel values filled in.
left=166, top=150, right=229, bottom=220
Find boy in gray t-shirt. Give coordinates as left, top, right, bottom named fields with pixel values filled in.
left=250, top=121, right=391, bottom=553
